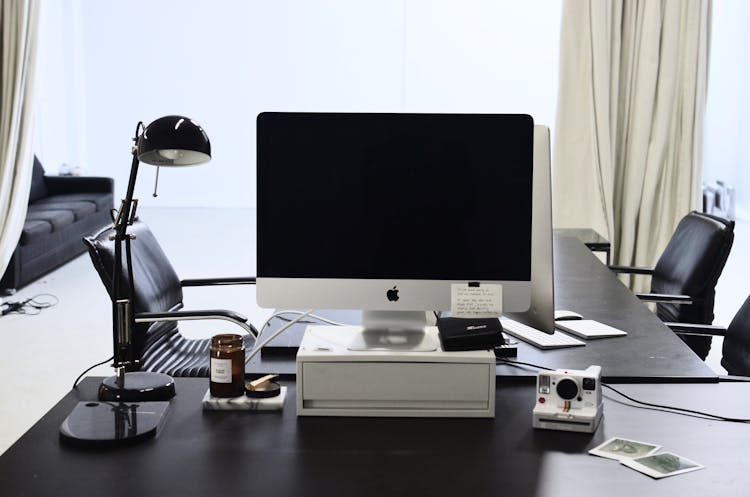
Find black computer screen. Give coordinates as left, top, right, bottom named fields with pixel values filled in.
left=257, top=112, right=533, bottom=282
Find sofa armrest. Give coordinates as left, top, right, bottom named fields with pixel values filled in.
left=45, top=176, right=114, bottom=195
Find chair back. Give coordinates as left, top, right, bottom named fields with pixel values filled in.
left=651, top=211, right=734, bottom=324
left=722, top=295, right=750, bottom=376
left=84, top=220, right=184, bottom=362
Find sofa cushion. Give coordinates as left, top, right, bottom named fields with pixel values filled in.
left=28, top=156, right=48, bottom=203
left=30, top=200, right=96, bottom=221
left=19, top=219, right=53, bottom=245
left=24, top=208, right=75, bottom=232
left=34, top=192, right=113, bottom=212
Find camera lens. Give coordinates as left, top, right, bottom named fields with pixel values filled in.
left=556, top=378, right=579, bottom=400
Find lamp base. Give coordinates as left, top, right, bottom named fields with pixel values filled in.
left=60, top=401, right=169, bottom=447
left=98, top=371, right=176, bottom=402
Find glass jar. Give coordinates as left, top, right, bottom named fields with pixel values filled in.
left=210, top=334, right=245, bottom=397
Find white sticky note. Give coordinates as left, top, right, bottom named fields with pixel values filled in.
left=451, top=283, right=503, bottom=318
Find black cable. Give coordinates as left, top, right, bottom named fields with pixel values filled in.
left=498, top=358, right=750, bottom=424
left=497, top=358, right=554, bottom=371
left=28, top=293, right=59, bottom=311
left=269, top=312, right=343, bottom=326
left=601, top=388, right=743, bottom=422
left=73, top=356, right=113, bottom=389
left=1, top=299, right=29, bottom=315
left=1, top=293, right=59, bottom=316
left=603, top=383, right=750, bottom=424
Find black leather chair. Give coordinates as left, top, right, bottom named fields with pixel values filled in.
left=610, top=211, right=734, bottom=360
left=84, top=220, right=257, bottom=377
left=668, top=294, right=750, bottom=376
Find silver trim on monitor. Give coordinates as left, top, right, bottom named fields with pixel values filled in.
left=257, top=278, right=531, bottom=313
left=505, top=125, right=555, bottom=333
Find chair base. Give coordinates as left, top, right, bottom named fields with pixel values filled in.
left=98, top=371, right=176, bottom=402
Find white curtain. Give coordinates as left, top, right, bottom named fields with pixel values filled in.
left=553, top=0, right=711, bottom=288
left=0, top=0, right=40, bottom=280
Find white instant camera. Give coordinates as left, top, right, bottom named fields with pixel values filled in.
left=532, top=365, right=603, bottom=433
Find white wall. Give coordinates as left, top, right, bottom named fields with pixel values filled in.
left=35, top=0, right=562, bottom=208
left=34, top=0, right=88, bottom=174
left=704, top=0, right=750, bottom=218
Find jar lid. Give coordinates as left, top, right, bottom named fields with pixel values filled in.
left=211, top=333, right=243, bottom=346
left=245, top=380, right=281, bottom=398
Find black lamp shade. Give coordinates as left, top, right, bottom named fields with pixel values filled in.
left=137, top=115, right=211, bottom=166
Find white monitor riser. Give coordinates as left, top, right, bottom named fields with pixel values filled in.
left=296, top=325, right=496, bottom=418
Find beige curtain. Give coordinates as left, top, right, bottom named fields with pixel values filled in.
left=553, top=0, right=711, bottom=289
left=0, top=0, right=40, bottom=280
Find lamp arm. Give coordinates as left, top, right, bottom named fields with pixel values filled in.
left=111, top=122, right=145, bottom=381
left=114, top=122, right=145, bottom=236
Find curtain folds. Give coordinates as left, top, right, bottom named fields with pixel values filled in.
left=553, top=0, right=711, bottom=289
left=0, top=0, right=40, bottom=281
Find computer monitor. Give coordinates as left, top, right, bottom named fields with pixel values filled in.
left=256, top=112, right=534, bottom=347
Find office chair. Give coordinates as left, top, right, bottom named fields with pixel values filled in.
left=667, top=294, right=750, bottom=376
left=84, top=220, right=258, bottom=377
left=609, top=211, right=734, bottom=360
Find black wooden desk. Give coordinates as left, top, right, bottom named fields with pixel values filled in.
left=499, top=236, right=716, bottom=382
left=1, top=377, right=748, bottom=497
left=249, top=236, right=716, bottom=382
left=554, top=227, right=611, bottom=264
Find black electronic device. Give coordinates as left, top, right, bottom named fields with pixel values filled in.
left=436, top=317, right=504, bottom=351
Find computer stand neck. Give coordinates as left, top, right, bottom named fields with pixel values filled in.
left=347, top=310, right=438, bottom=352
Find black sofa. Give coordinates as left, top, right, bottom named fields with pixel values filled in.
left=0, top=157, right=114, bottom=292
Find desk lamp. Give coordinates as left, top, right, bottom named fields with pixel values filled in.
left=60, top=116, right=210, bottom=447
left=98, top=115, right=211, bottom=402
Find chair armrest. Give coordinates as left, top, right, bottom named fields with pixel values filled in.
left=608, top=265, right=654, bottom=275
left=45, top=176, right=114, bottom=194
left=665, top=322, right=726, bottom=336
left=180, top=277, right=256, bottom=287
left=135, top=309, right=258, bottom=338
left=635, top=293, right=697, bottom=305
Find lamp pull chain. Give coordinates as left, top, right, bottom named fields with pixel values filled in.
left=153, top=166, right=160, bottom=197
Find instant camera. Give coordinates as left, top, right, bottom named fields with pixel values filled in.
left=532, top=365, right=603, bottom=433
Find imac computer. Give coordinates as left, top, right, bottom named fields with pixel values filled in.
left=256, top=112, right=536, bottom=350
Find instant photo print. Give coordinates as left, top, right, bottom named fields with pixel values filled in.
left=589, top=437, right=661, bottom=461
left=621, top=452, right=705, bottom=479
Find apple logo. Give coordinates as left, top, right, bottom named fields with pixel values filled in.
left=386, top=285, right=399, bottom=302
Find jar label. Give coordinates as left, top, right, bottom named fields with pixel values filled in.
left=210, top=358, right=232, bottom=384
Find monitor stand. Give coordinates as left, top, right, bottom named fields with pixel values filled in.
left=297, top=325, right=496, bottom=417
left=347, top=311, right=438, bottom=352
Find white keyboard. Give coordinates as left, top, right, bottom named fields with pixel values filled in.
left=500, top=318, right=585, bottom=349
